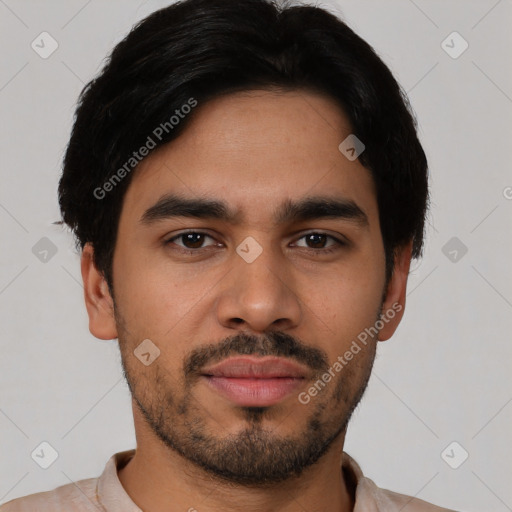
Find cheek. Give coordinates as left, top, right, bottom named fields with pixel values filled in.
left=303, top=258, right=384, bottom=347
left=112, top=251, right=167, bottom=336
left=113, top=249, right=220, bottom=340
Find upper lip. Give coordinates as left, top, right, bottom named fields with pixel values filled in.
left=201, top=356, right=309, bottom=378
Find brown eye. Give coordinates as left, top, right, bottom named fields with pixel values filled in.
left=166, top=231, right=216, bottom=250
left=293, top=232, right=344, bottom=251
left=304, top=233, right=328, bottom=248
left=180, top=233, right=207, bottom=248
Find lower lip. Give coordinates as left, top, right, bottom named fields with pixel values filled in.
left=202, top=376, right=304, bottom=406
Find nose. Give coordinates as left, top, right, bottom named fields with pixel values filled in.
left=215, top=242, right=302, bottom=333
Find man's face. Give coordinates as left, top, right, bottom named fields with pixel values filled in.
left=91, top=90, right=406, bottom=485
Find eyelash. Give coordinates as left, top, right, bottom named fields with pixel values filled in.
left=164, top=230, right=346, bottom=255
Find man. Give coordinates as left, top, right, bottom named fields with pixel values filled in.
left=1, top=0, right=461, bottom=510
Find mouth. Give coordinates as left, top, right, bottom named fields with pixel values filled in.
left=200, top=356, right=309, bottom=407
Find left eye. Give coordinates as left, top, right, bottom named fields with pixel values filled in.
left=293, top=233, right=342, bottom=250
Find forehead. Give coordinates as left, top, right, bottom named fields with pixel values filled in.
left=120, top=89, right=379, bottom=226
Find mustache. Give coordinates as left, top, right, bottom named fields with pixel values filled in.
left=184, top=331, right=330, bottom=378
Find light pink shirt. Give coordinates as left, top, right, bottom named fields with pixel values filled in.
left=0, top=450, right=458, bottom=511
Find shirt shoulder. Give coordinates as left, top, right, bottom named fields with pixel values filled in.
left=0, top=477, right=99, bottom=512
left=343, top=453, right=460, bottom=512
left=358, top=475, right=459, bottom=511
left=0, top=450, right=137, bottom=512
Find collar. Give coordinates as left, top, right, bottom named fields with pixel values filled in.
left=96, top=449, right=140, bottom=511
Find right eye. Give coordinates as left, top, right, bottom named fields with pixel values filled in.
left=164, top=231, right=222, bottom=253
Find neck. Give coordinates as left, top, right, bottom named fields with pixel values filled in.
left=117, top=404, right=355, bottom=512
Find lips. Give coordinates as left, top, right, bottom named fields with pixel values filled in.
left=200, top=356, right=309, bottom=407
left=202, top=356, right=309, bottom=379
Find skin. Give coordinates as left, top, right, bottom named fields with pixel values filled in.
left=81, top=89, right=412, bottom=512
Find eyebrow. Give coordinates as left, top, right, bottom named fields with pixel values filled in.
left=139, top=193, right=369, bottom=228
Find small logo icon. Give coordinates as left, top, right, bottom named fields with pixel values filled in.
left=134, top=339, right=161, bottom=366
left=236, top=236, right=263, bottom=263
left=441, top=32, right=468, bottom=59
left=442, top=237, right=468, bottom=263
left=441, top=441, right=469, bottom=469
left=31, top=441, right=59, bottom=469
left=31, top=32, right=59, bottom=59
left=338, top=134, right=365, bottom=161
left=32, top=237, right=58, bottom=263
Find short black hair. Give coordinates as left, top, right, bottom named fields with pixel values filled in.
left=58, top=0, right=429, bottom=291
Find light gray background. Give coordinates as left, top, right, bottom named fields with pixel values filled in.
left=1, top=1, right=511, bottom=510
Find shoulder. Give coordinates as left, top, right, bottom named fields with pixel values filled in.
left=376, top=483, right=459, bottom=511
left=342, top=452, right=459, bottom=512
left=0, top=450, right=136, bottom=512
left=0, top=477, right=99, bottom=512
left=358, top=475, right=459, bottom=511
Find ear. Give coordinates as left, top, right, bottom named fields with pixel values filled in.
left=378, top=240, right=413, bottom=342
left=81, top=243, right=118, bottom=340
